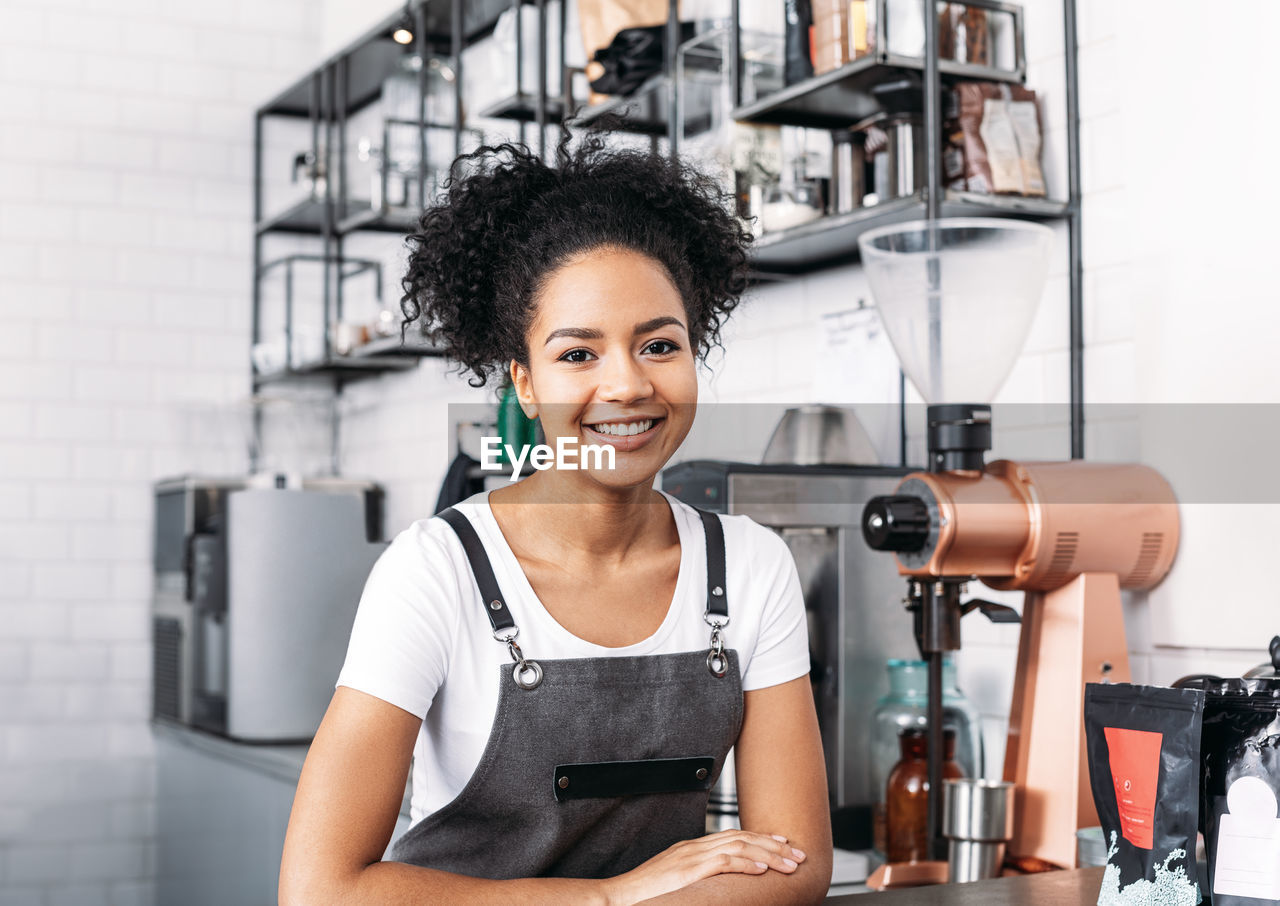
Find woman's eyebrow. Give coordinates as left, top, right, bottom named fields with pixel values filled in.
left=543, top=326, right=604, bottom=346
left=633, top=316, right=687, bottom=335
left=543, top=317, right=686, bottom=346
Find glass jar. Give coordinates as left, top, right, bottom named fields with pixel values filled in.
left=885, top=727, right=965, bottom=863
left=870, top=658, right=984, bottom=856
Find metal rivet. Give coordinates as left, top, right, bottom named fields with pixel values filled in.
left=489, top=600, right=502, bottom=611
left=557, top=776, right=569, bottom=789
left=712, top=586, right=723, bottom=596
left=695, top=767, right=708, bottom=781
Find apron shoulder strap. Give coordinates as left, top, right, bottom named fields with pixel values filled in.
left=436, top=507, right=516, bottom=634
left=438, top=503, right=728, bottom=629
left=693, top=508, right=729, bottom=621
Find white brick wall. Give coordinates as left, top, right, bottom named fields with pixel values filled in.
left=3, top=0, right=1271, bottom=898
left=0, top=1, right=323, bottom=903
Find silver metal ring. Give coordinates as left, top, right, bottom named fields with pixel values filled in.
left=513, top=659, right=543, bottom=690
left=492, top=627, right=519, bottom=643
left=706, top=651, right=727, bottom=678
left=703, top=613, right=729, bottom=628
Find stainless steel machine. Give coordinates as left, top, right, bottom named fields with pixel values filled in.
left=152, top=475, right=387, bottom=743
left=662, top=460, right=918, bottom=848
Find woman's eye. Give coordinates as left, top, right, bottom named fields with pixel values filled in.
left=558, top=348, right=594, bottom=363
left=644, top=340, right=680, bottom=356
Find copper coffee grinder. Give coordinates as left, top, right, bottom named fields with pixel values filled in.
left=855, top=221, right=1180, bottom=870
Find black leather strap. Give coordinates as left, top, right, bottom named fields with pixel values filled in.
left=437, top=507, right=516, bottom=634
left=438, top=505, right=728, bottom=631
left=695, top=508, right=728, bottom=620
left=552, top=756, right=716, bottom=802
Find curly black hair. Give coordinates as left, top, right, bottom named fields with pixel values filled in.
left=400, top=131, right=753, bottom=388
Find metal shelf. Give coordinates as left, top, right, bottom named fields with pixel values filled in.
left=253, top=335, right=443, bottom=386
left=259, top=0, right=511, bottom=118
left=335, top=204, right=421, bottom=236
left=732, top=54, right=1024, bottom=129
left=347, top=334, right=445, bottom=358
left=571, top=74, right=671, bottom=136
left=257, top=199, right=423, bottom=237
left=256, top=198, right=327, bottom=236
left=750, top=191, right=1068, bottom=275
left=478, top=92, right=568, bottom=123
left=253, top=355, right=421, bottom=387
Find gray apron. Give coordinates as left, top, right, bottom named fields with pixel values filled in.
left=388, top=506, right=744, bottom=879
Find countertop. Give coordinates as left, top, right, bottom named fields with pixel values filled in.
left=826, top=867, right=1106, bottom=905
left=151, top=720, right=413, bottom=818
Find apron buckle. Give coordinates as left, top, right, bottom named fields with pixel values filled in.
left=499, top=630, right=544, bottom=690
left=513, top=659, right=544, bottom=690
left=706, top=650, right=728, bottom=678
left=706, top=625, right=728, bottom=678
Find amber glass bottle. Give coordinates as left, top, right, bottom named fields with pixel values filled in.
left=885, top=727, right=965, bottom=863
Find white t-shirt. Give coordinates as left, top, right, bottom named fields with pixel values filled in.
left=335, top=489, right=810, bottom=825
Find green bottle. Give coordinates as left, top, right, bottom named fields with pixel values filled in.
left=496, top=381, right=538, bottom=467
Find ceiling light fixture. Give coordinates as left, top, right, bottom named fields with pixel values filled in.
left=392, top=2, right=414, bottom=44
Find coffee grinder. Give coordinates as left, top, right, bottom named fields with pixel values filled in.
left=855, top=220, right=1181, bottom=869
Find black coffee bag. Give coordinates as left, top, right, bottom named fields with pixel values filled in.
left=1194, top=677, right=1280, bottom=906
left=1084, top=683, right=1205, bottom=906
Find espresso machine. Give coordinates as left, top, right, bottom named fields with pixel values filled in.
left=152, top=475, right=387, bottom=743
left=663, top=452, right=918, bottom=849
left=855, top=220, right=1181, bottom=869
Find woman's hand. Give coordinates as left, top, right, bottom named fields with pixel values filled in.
left=600, top=829, right=807, bottom=906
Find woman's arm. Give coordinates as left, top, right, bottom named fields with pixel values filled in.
left=279, top=687, right=610, bottom=905
left=279, top=687, right=799, bottom=905
left=635, top=675, right=834, bottom=905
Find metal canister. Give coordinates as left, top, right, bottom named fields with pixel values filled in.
left=942, top=778, right=1015, bottom=883
left=854, top=112, right=925, bottom=203
left=830, top=129, right=865, bottom=214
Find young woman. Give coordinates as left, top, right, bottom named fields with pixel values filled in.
left=280, top=137, right=832, bottom=905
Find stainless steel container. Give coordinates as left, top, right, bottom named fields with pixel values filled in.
left=830, top=130, right=865, bottom=214
left=854, top=112, right=925, bottom=203
left=761, top=405, right=880, bottom=466
left=943, top=778, right=1015, bottom=883
left=1075, top=826, right=1108, bottom=867
left=152, top=475, right=387, bottom=743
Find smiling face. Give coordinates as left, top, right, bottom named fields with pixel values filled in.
left=510, top=245, right=698, bottom=491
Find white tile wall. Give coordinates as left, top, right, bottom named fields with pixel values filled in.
left=0, top=1, right=324, bottom=903
left=4, top=0, right=1274, bottom=898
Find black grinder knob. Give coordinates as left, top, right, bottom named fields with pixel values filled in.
left=862, top=495, right=930, bottom=552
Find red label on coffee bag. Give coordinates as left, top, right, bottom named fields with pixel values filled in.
left=1103, top=726, right=1163, bottom=850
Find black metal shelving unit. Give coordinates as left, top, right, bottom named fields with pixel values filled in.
left=250, top=0, right=587, bottom=409
left=714, top=0, right=1083, bottom=450
left=250, top=0, right=1083, bottom=465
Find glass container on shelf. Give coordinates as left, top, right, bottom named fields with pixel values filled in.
left=885, top=0, right=1018, bottom=71
left=460, top=0, right=587, bottom=118
left=742, top=0, right=1022, bottom=110
left=674, top=25, right=783, bottom=233
left=252, top=255, right=387, bottom=375
left=349, top=52, right=458, bottom=216
left=869, top=658, right=983, bottom=856
left=760, top=152, right=824, bottom=234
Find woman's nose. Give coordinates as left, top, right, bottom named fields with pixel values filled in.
left=596, top=352, right=653, bottom=402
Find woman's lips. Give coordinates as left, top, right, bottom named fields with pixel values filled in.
left=582, top=418, right=664, bottom=453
